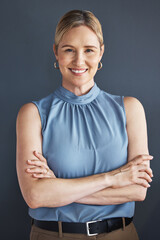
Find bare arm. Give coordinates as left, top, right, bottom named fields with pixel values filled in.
left=16, top=103, right=113, bottom=209
left=17, top=100, right=152, bottom=209
left=75, top=185, right=148, bottom=205
left=26, top=151, right=153, bottom=206
left=74, top=97, right=153, bottom=205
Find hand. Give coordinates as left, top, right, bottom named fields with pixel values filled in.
left=26, top=151, right=56, bottom=179
left=108, top=154, right=153, bottom=188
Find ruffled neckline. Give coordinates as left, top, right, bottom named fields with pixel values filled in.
left=54, top=82, right=100, bottom=105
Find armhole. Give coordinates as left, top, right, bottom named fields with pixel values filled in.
left=31, top=101, right=44, bottom=134
left=121, top=96, right=127, bottom=127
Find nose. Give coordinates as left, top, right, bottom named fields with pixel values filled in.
left=73, top=51, right=85, bottom=66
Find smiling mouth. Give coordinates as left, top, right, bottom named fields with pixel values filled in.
left=69, top=68, right=88, bottom=74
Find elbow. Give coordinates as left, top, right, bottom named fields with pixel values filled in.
left=136, top=188, right=147, bottom=201
left=27, top=201, right=37, bottom=209
left=25, top=189, right=40, bottom=209
left=23, top=179, right=66, bottom=208
left=26, top=186, right=62, bottom=209
left=27, top=199, right=39, bottom=209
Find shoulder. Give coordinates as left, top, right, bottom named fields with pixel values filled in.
left=16, top=92, right=54, bottom=126
left=123, top=96, right=146, bottom=123
left=16, top=103, right=41, bottom=129
left=123, top=96, right=144, bottom=109
left=17, top=102, right=39, bottom=119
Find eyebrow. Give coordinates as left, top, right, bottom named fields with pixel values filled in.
left=61, top=45, right=98, bottom=49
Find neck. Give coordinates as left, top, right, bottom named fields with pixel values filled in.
left=61, top=79, right=95, bottom=96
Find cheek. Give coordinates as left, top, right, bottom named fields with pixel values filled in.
left=87, top=57, right=99, bottom=68
left=58, top=58, right=68, bottom=67
left=58, top=56, right=71, bottom=67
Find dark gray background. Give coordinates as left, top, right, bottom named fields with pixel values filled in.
left=0, top=0, right=159, bottom=239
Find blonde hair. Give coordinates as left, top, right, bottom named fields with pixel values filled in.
left=54, top=10, right=104, bottom=53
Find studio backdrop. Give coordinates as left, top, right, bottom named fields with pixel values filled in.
left=0, top=0, right=159, bottom=239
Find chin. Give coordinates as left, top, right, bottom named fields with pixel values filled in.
left=65, top=79, right=90, bottom=87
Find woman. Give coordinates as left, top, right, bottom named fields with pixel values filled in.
left=16, top=10, right=153, bottom=240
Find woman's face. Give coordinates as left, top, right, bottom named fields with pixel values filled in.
left=53, top=25, right=104, bottom=88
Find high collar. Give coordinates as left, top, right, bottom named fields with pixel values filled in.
left=54, top=82, right=100, bottom=105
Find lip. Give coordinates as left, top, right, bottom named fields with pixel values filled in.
left=69, top=68, right=88, bottom=71
left=69, top=68, right=88, bottom=76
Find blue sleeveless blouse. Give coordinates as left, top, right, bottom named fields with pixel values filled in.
left=28, top=82, right=135, bottom=222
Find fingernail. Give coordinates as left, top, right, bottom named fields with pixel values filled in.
left=28, top=160, right=31, bottom=162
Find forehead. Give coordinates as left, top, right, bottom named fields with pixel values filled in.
left=59, top=25, right=99, bottom=47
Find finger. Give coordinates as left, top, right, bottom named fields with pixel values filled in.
left=142, top=167, right=153, bottom=177
left=135, top=178, right=151, bottom=188
left=27, top=159, right=49, bottom=169
left=139, top=154, right=153, bottom=162
left=25, top=165, right=35, bottom=169
left=138, top=172, right=152, bottom=183
left=26, top=167, right=48, bottom=174
left=130, top=154, right=154, bottom=165
left=33, top=151, right=47, bottom=162
left=137, top=164, right=153, bottom=177
left=135, top=155, right=153, bottom=164
left=32, top=173, right=50, bottom=178
left=27, top=159, right=44, bottom=167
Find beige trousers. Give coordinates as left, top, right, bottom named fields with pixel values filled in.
left=30, top=219, right=139, bottom=240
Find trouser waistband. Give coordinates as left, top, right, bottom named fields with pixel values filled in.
left=31, top=217, right=133, bottom=237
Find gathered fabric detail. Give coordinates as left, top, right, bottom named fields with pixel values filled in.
left=29, top=81, right=134, bottom=222
left=54, top=82, right=100, bottom=105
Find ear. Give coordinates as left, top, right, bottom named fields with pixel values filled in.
left=53, top=43, right=58, bottom=60
left=99, top=44, right=105, bottom=62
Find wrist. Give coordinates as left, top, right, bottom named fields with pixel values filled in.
left=104, top=172, right=114, bottom=188
left=104, top=169, right=120, bottom=188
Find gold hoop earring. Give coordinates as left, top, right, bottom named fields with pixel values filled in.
left=97, top=61, right=102, bottom=70
left=54, top=60, right=59, bottom=69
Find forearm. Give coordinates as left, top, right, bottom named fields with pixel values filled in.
left=31, top=172, right=111, bottom=208
left=75, top=184, right=147, bottom=205
left=27, top=153, right=152, bottom=208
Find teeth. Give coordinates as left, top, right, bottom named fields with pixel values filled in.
left=70, top=69, right=87, bottom=73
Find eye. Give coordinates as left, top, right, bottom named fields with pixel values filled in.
left=65, top=49, right=73, bottom=52
left=85, top=49, right=94, bottom=53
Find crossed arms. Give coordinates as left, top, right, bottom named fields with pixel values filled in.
left=16, top=97, right=153, bottom=209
